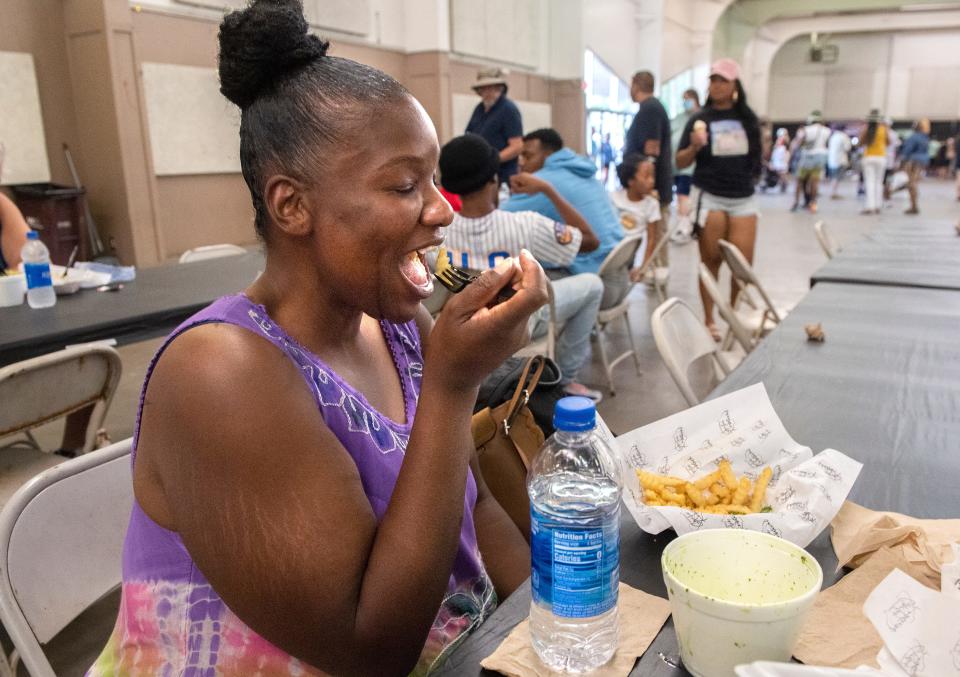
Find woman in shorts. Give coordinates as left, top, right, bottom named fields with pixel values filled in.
left=676, top=59, right=762, bottom=341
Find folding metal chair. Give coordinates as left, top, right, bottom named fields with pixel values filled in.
left=178, top=243, right=247, bottom=263
left=0, top=345, right=121, bottom=455
left=631, top=218, right=684, bottom=304
left=717, top=239, right=789, bottom=347
left=594, top=234, right=644, bottom=394
left=0, top=438, right=133, bottom=677
left=814, top=220, right=838, bottom=259
left=651, top=297, right=734, bottom=407
left=698, top=263, right=755, bottom=354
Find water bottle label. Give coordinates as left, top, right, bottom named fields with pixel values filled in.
left=24, top=262, right=53, bottom=289
left=530, top=507, right=620, bottom=618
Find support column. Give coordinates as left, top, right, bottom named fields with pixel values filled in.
left=406, top=51, right=454, bottom=142
left=63, top=0, right=162, bottom=265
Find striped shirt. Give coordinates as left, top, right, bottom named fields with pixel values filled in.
left=445, top=209, right=582, bottom=270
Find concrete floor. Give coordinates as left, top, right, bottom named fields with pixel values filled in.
left=3, top=176, right=956, bottom=674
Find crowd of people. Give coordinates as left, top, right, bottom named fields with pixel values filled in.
left=456, top=57, right=763, bottom=351
left=760, top=111, right=951, bottom=216
left=456, top=63, right=958, bottom=349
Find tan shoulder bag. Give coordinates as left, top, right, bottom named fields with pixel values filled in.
left=471, top=356, right=546, bottom=541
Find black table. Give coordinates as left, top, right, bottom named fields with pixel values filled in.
left=0, top=252, right=264, bottom=366
left=438, top=281, right=960, bottom=676
left=811, top=221, right=960, bottom=290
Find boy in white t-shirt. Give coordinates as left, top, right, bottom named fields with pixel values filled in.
left=609, top=154, right=664, bottom=283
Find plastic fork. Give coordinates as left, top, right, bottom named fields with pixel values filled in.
left=434, top=252, right=516, bottom=302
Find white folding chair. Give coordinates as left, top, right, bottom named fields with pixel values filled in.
left=594, top=234, right=644, bottom=395
left=178, top=243, right=247, bottom=264
left=813, top=220, right=838, bottom=259
left=631, top=218, right=684, bottom=304
left=515, top=278, right=556, bottom=362
left=0, top=438, right=133, bottom=677
left=698, top=263, right=755, bottom=354
left=717, top=239, right=789, bottom=343
left=0, top=345, right=121, bottom=455
left=651, top=297, right=733, bottom=407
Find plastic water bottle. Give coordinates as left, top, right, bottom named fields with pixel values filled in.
left=528, top=396, right=622, bottom=673
left=22, top=231, right=56, bottom=309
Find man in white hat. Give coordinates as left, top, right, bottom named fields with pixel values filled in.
left=466, top=68, right=524, bottom=184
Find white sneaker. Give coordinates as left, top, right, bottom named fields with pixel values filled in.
left=654, top=267, right=670, bottom=285
left=643, top=268, right=656, bottom=287
left=670, top=216, right=693, bottom=243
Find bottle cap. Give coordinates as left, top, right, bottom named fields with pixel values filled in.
left=553, top=396, right=596, bottom=432
left=27, top=231, right=39, bottom=240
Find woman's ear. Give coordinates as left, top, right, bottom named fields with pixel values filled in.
left=264, top=175, right=312, bottom=237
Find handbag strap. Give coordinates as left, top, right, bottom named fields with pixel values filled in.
left=502, top=356, right=546, bottom=436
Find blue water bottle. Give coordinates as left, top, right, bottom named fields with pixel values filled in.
left=22, top=231, right=56, bottom=309
left=528, top=396, right=621, bottom=672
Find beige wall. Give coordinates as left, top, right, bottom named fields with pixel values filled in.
left=131, top=8, right=255, bottom=257
left=0, top=0, right=82, bottom=186
left=2, top=3, right=588, bottom=265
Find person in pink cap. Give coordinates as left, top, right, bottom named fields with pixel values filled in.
left=675, top=58, right=762, bottom=341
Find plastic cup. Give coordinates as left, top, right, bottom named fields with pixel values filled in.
left=661, top=529, right=822, bottom=677
left=0, top=274, right=26, bottom=307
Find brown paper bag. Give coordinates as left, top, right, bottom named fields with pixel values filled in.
left=480, top=583, right=671, bottom=677
left=830, top=501, right=960, bottom=590
left=794, top=547, right=935, bottom=669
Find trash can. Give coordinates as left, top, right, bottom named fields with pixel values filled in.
left=11, top=183, right=89, bottom=266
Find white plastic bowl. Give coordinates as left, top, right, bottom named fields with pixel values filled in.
left=0, top=274, right=26, bottom=307
left=661, top=529, right=823, bottom=677
left=53, top=268, right=89, bottom=295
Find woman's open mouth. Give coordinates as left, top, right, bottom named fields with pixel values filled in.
left=400, top=248, right=434, bottom=297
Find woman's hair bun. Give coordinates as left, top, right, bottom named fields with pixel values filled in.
left=219, top=0, right=329, bottom=109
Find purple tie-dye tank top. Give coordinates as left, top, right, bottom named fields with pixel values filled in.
left=89, top=294, right=497, bottom=675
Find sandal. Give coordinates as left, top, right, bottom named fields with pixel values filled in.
left=706, top=323, right=722, bottom=343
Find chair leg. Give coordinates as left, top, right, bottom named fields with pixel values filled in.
left=24, top=430, right=42, bottom=452
left=655, top=278, right=667, bottom=304
left=593, top=323, right=615, bottom=396
left=720, top=328, right=735, bottom=353
left=0, top=649, right=15, bottom=677
left=623, top=313, right=642, bottom=375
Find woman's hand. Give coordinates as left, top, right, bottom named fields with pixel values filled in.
left=427, top=250, right=548, bottom=393
left=691, top=129, right=709, bottom=149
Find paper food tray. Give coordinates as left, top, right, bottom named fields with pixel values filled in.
left=606, top=383, right=862, bottom=548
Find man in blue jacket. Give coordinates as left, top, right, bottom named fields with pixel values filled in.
left=502, top=129, right=624, bottom=292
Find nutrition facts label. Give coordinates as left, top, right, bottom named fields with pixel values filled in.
left=531, top=510, right=620, bottom=618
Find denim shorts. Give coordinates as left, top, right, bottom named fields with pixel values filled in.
left=697, top=190, right=760, bottom=218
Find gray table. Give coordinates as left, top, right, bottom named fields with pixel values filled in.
left=437, top=281, right=960, bottom=676
left=811, top=221, right=960, bottom=290
left=0, top=251, right=263, bottom=366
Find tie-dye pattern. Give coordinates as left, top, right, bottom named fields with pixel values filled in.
left=89, top=295, right=497, bottom=675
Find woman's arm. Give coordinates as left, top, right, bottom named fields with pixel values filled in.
left=0, top=192, right=31, bottom=268
left=675, top=116, right=703, bottom=170
left=138, top=256, right=548, bottom=676
left=417, top=293, right=529, bottom=599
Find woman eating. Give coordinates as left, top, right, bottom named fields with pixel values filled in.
left=89, top=1, right=545, bottom=674
left=675, top=58, right=762, bottom=341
